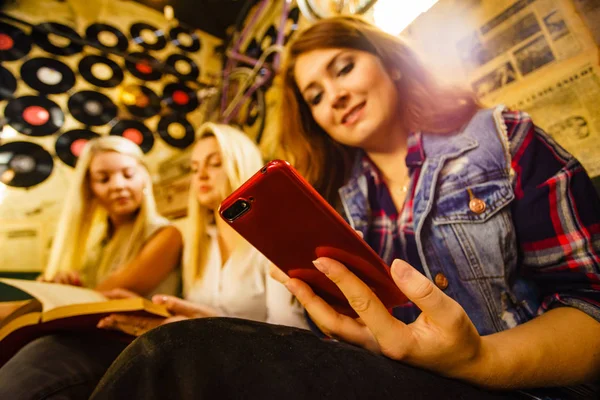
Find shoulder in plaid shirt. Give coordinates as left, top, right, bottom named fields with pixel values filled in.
left=362, top=109, right=600, bottom=325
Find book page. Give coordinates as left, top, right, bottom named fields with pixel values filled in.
left=0, top=279, right=107, bottom=313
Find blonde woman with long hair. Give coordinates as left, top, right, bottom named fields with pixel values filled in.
left=42, top=135, right=182, bottom=294
left=0, top=125, right=306, bottom=400
left=0, top=135, right=182, bottom=400
left=98, top=122, right=308, bottom=332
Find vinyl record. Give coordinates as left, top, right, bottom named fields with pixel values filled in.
left=0, top=65, right=17, bottom=101
left=5, top=96, right=64, bottom=136
left=85, top=22, right=128, bottom=52
left=130, top=22, right=167, bottom=51
left=165, top=53, right=200, bottom=81
left=0, top=22, right=32, bottom=61
left=79, top=55, right=124, bottom=88
left=110, top=120, right=154, bottom=153
left=122, top=85, right=161, bottom=119
left=168, top=26, right=201, bottom=52
left=0, top=141, right=53, bottom=188
left=20, top=57, right=76, bottom=94
left=157, top=115, right=194, bottom=149
left=55, top=129, right=100, bottom=167
left=68, top=91, right=118, bottom=126
left=31, top=22, right=83, bottom=56
left=162, top=82, right=198, bottom=114
left=125, top=52, right=162, bottom=81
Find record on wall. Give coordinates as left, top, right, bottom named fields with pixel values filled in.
left=165, top=53, right=200, bottom=81
left=20, top=57, right=76, bottom=94
left=0, top=141, right=54, bottom=188
left=31, top=22, right=83, bottom=56
left=85, top=22, right=129, bottom=53
left=130, top=22, right=167, bottom=51
left=110, top=119, right=154, bottom=153
left=55, top=129, right=100, bottom=167
left=78, top=55, right=124, bottom=88
left=162, top=82, right=198, bottom=114
left=157, top=115, right=195, bottom=149
left=5, top=95, right=64, bottom=136
left=0, top=22, right=32, bottom=61
left=125, top=52, right=162, bottom=81
left=168, top=26, right=201, bottom=53
left=121, top=85, right=161, bottom=119
left=68, top=91, right=118, bottom=126
left=0, top=65, right=17, bottom=101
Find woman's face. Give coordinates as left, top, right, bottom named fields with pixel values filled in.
left=294, top=48, right=400, bottom=150
left=191, top=136, right=229, bottom=210
left=88, top=151, right=146, bottom=219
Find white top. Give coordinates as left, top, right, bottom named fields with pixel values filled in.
left=186, top=228, right=308, bottom=329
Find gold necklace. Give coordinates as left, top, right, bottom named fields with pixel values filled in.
left=386, top=175, right=410, bottom=196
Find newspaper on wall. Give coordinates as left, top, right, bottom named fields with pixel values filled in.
left=573, top=0, right=600, bottom=45
left=0, top=222, right=46, bottom=272
left=490, top=56, right=600, bottom=177
left=458, top=0, right=597, bottom=98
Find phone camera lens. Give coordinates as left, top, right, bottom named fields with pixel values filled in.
left=223, top=198, right=251, bottom=221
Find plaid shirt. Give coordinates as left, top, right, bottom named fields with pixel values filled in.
left=362, top=110, right=600, bottom=326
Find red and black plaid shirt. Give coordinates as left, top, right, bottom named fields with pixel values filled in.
left=362, top=110, right=600, bottom=325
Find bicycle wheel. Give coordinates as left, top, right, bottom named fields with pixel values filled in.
left=221, top=68, right=267, bottom=143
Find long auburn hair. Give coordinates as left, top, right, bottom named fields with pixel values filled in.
left=279, top=16, right=479, bottom=204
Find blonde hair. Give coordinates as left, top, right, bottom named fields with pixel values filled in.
left=43, top=136, right=161, bottom=283
left=183, top=123, right=264, bottom=295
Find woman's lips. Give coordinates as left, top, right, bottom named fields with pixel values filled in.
left=342, top=102, right=366, bottom=125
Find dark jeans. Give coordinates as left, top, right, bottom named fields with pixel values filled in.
left=91, top=318, right=519, bottom=400
left=0, top=333, right=127, bottom=400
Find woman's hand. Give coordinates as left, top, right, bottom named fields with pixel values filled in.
left=97, top=295, right=221, bottom=337
left=271, top=258, right=487, bottom=380
left=97, top=314, right=171, bottom=337
left=152, top=295, right=221, bottom=319
left=38, top=271, right=83, bottom=286
left=99, top=288, right=140, bottom=299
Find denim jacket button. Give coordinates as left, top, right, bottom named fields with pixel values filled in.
left=434, top=273, right=449, bottom=290
left=469, top=198, right=486, bottom=214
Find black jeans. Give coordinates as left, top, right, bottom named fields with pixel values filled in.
left=91, top=318, right=520, bottom=400
left=0, top=333, right=127, bottom=400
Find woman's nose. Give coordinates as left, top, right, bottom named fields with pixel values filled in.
left=109, top=174, right=126, bottom=189
left=331, top=88, right=350, bottom=110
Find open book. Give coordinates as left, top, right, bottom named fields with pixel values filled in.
left=0, top=278, right=170, bottom=367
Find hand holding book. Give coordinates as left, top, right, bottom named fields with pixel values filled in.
left=97, top=295, right=221, bottom=337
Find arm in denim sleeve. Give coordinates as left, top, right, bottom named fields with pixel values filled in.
left=505, top=110, right=600, bottom=322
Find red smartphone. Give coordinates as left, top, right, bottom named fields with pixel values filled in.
left=218, top=160, right=407, bottom=317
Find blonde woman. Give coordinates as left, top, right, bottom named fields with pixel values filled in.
left=0, top=136, right=182, bottom=399
left=0, top=125, right=306, bottom=400
left=98, top=122, right=308, bottom=333
left=42, top=135, right=182, bottom=295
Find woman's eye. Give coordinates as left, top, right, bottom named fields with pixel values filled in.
left=309, top=93, right=322, bottom=106
left=209, top=163, right=222, bottom=168
left=337, top=62, right=354, bottom=77
left=123, top=169, right=135, bottom=179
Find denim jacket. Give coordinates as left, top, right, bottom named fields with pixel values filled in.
left=339, top=106, right=540, bottom=335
